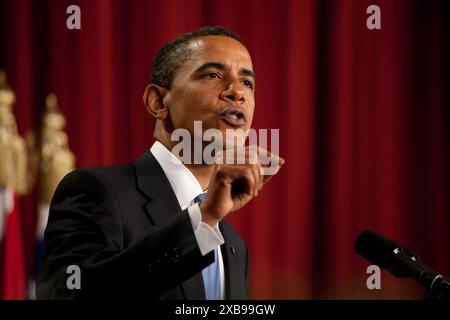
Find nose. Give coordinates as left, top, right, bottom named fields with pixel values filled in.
left=220, top=81, right=245, bottom=104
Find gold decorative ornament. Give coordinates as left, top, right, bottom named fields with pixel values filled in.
left=0, top=70, right=28, bottom=195
left=38, top=93, right=76, bottom=202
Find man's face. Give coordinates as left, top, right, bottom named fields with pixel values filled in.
left=163, top=36, right=256, bottom=146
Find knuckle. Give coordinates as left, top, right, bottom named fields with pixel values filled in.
left=215, top=167, right=227, bottom=180
left=246, top=172, right=255, bottom=184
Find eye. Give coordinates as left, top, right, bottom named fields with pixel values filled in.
left=242, top=79, right=253, bottom=88
left=206, top=72, right=220, bottom=79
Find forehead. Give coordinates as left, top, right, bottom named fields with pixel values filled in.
left=183, top=36, right=253, bottom=71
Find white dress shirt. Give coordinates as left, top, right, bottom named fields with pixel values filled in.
left=150, top=141, right=225, bottom=299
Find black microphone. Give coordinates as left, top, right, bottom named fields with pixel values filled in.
left=355, top=230, right=450, bottom=299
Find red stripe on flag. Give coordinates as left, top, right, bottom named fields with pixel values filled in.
left=0, top=194, right=26, bottom=300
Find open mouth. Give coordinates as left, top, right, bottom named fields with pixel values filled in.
left=217, top=107, right=247, bottom=127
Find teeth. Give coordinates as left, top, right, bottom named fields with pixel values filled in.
left=222, top=110, right=244, bottom=121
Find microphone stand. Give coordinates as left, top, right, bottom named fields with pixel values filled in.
left=422, top=277, right=450, bottom=300
left=392, top=247, right=450, bottom=300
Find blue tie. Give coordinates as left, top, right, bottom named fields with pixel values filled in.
left=194, top=193, right=221, bottom=300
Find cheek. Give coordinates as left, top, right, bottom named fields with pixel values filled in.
left=167, top=86, right=212, bottom=127
left=182, top=87, right=218, bottom=117
left=247, top=102, right=256, bottom=125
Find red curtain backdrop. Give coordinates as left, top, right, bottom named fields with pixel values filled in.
left=0, top=0, right=448, bottom=299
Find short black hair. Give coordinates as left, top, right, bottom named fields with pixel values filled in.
left=150, top=26, right=243, bottom=88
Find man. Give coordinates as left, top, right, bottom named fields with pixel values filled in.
left=37, top=26, right=284, bottom=300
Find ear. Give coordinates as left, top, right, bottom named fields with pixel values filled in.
left=143, top=84, right=169, bottom=120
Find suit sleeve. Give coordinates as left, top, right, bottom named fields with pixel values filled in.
left=36, top=169, right=214, bottom=299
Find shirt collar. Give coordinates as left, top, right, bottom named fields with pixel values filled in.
left=150, top=141, right=203, bottom=210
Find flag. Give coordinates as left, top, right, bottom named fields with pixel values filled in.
left=0, top=187, right=26, bottom=299
left=28, top=203, right=49, bottom=299
left=27, top=93, right=76, bottom=299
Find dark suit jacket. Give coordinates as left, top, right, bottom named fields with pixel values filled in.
left=37, top=150, right=249, bottom=299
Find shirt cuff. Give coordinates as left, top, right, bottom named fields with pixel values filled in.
left=188, top=203, right=225, bottom=256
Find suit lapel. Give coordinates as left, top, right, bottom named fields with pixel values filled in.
left=133, top=150, right=206, bottom=299
left=220, top=221, right=244, bottom=300
left=134, top=150, right=180, bottom=224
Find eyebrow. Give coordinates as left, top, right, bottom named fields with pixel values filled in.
left=194, top=62, right=256, bottom=83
